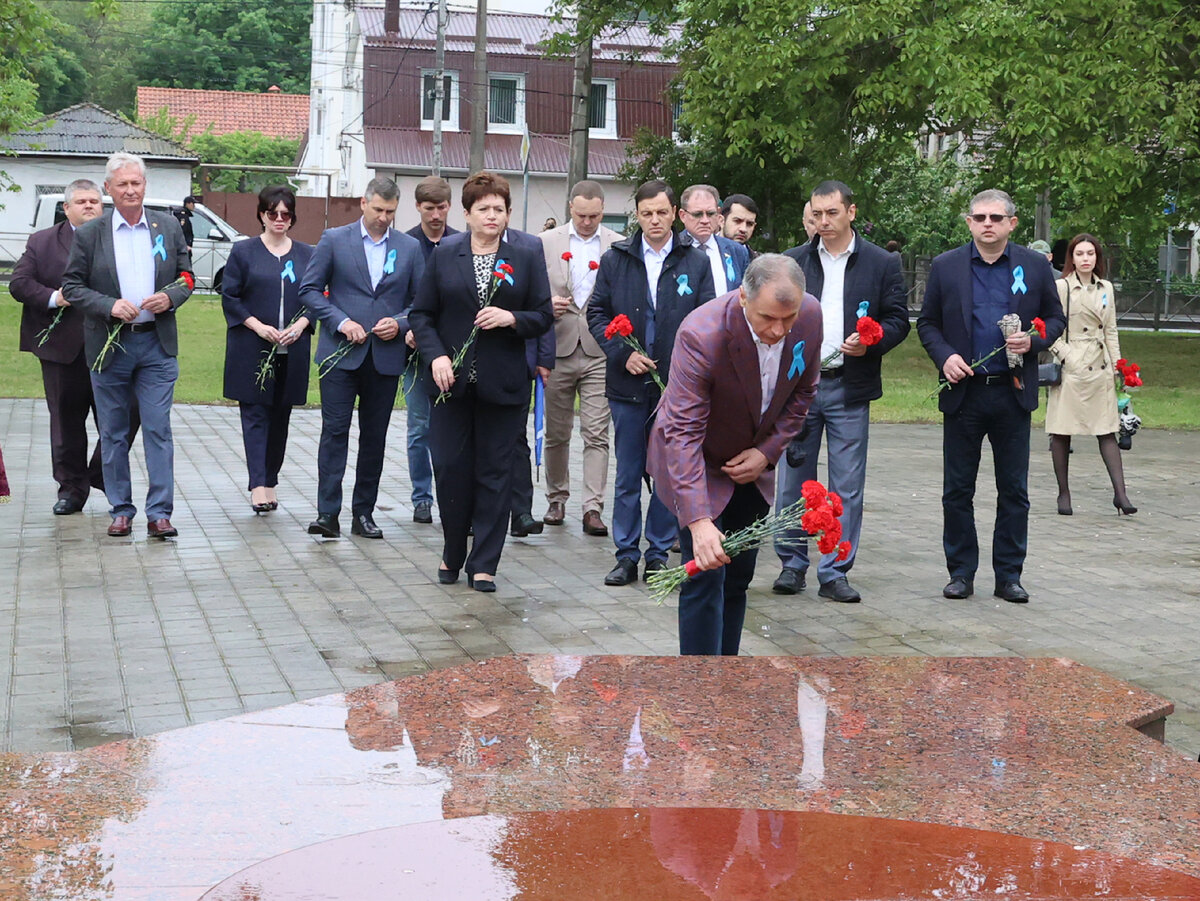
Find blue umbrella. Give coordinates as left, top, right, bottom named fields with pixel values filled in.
left=534, top=375, right=546, bottom=479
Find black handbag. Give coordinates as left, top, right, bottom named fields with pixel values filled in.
left=1038, top=282, right=1069, bottom=388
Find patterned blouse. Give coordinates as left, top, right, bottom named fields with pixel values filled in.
left=468, top=252, right=497, bottom=382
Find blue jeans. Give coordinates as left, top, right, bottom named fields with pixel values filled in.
left=402, top=365, right=433, bottom=506
left=609, top=396, right=676, bottom=564
left=90, top=329, right=177, bottom=521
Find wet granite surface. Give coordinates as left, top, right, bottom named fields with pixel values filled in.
left=2, top=655, right=1199, bottom=899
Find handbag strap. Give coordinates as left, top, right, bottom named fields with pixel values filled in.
left=1058, top=279, right=1070, bottom=342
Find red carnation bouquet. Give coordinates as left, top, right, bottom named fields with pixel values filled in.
left=604, top=314, right=665, bottom=390
left=1115, top=358, right=1142, bottom=388
left=647, top=478, right=848, bottom=603
left=91, top=271, right=194, bottom=371
left=435, top=260, right=516, bottom=402
left=819, top=314, right=884, bottom=369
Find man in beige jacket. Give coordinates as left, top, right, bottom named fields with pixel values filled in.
left=538, top=181, right=624, bottom=535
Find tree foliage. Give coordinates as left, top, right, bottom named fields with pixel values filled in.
left=189, top=131, right=301, bottom=193
left=1, top=0, right=52, bottom=133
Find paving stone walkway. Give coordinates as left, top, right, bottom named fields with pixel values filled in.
left=1, top=397, right=1196, bottom=755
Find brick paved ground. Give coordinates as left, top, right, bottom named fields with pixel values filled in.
left=1, top=398, right=1196, bottom=756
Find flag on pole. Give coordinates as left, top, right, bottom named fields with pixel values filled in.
left=534, top=374, right=546, bottom=480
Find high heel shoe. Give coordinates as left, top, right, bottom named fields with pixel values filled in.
left=438, top=565, right=459, bottom=585
left=1113, top=497, right=1137, bottom=516
left=467, top=573, right=496, bottom=593
left=1056, top=493, right=1072, bottom=516
left=252, top=501, right=273, bottom=514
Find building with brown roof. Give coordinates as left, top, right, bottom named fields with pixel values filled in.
left=136, top=86, right=310, bottom=141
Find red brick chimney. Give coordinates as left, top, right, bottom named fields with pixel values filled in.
left=384, top=0, right=399, bottom=34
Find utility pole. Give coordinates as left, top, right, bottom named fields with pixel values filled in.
left=431, top=0, right=448, bottom=176
left=468, top=0, right=488, bottom=175
left=566, top=29, right=593, bottom=211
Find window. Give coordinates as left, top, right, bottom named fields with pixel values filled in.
left=671, top=96, right=684, bottom=141
left=488, top=73, right=525, bottom=133
left=588, top=78, right=617, bottom=138
left=421, top=70, right=459, bottom=130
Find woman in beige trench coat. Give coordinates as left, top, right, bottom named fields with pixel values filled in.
left=1046, top=233, right=1135, bottom=516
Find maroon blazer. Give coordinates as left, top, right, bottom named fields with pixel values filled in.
left=10, top=221, right=85, bottom=365
left=648, top=291, right=822, bottom=528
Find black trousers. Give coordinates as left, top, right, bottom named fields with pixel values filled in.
left=430, top=385, right=526, bottom=577
left=678, top=482, right=770, bottom=656
left=316, top=348, right=398, bottom=517
left=239, top=355, right=294, bottom=491
left=510, top=383, right=534, bottom=521
left=40, top=353, right=139, bottom=503
left=942, top=378, right=1031, bottom=583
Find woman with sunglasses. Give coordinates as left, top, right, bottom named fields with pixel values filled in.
left=221, top=185, right=314, bottom=513
left=1045, top=233, right=1134, bottom=515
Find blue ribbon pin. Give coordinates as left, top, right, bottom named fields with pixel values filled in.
left=1011, top=265, right=1027, bottom=294
left=724, top=254, right=737, bottom=285
left=152, top=234, right=167, bottom=261
left=281, top=260, right=296, bottom=283
left=788, top=340, right=806, bottom=379
left=382, top=249, right=397, bottom=275
left=676, top=274, right=693, bottom=296
left=856, top=301, right=869, bottom=318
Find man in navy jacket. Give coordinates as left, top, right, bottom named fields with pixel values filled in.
left=677, top=184, right=750, bottom=295
left=917, top=189, right=1065, bottom=604
left=587, top=180, right=715, bottom=586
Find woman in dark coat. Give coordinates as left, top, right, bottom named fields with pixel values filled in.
left=221, top=185, right=313, bottom=513
left=409, top=171, right=553, bottom=591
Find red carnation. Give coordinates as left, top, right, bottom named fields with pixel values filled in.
left=1031, top=317, right=1046, bottom=339
left=180, top=271, right=195, bottom=291
left=588, top=260, right=600, bottom=271
left=500, top=262, right=514, bottom=274
left=829, top=492, right=844, bottom=518
left=835, top=541, right=851, bottom=562
left=856, top=315, right=884, bottom=346
left=802, top=506, right=837, bottom=536
left=1125, top=373, right=1143, bottom=387
left=561, top=251, right=573, bottom=261
left=604, top=314, right=634, bottom=341
left=817, top=526, right=843, bottom=556
left=801, top=480, right=827, bottom=509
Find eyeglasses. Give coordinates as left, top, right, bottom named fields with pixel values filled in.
left=264, top=210, right=292, bottom=221
left=685, top=210, right=719, bottom=220
left=967, top=213, right=1010, bottom=224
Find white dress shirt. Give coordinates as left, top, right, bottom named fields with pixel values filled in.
left=361, top=220, right=389, bottom=290
left=112, top=210, right=156, bottom=324
left=642, top=235, right=673, bottom=309
left=692, top=232, right=729, bottom=296
left=743, top=310, right=784, bottom=416
left=818, top=234, right=856, bottom=365
left=568, top=224, right=602, bottom=307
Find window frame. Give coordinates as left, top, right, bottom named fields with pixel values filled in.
left=588, top=78, right=618, bottom=139
left=486, top=72, right=526, bottom=134
left=420, top=69, right=460, bottom=132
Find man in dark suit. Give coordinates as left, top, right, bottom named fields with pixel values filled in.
left=402, top=176, right=459, bottom=524
left=586, top=180, right=715, bottom=587
left=11, top=178, right=110, bottom=515
left=301, top=176, right=424, bottom=540
left=677, top=184, right=750, bottom=295
left=648, top=255, right=821, bottom=655
left=917, top=189, right=1065, bottom=603
left=62, top=153, right=193, bottom=539
left=773, top=180, right=911, bottom=603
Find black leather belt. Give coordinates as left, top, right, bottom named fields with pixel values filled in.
left=820, top=367, right=843, bottom=378
left=972, top=373, right=1008, bottom=385
left=124, top=321, right=157, bottom=333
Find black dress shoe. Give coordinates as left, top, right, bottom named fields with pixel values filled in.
left=818, top=576, right=861, bottom=603
left=252, top=502, right=273, bottom=514
left=943, top=576, right=974, bottom=599
left=307, top=513, right=341, bottom=538
left=604, top=558, right=638, bottom=586
left=53, top=498, right=84, bottom=515
left=994, top=581, right=1030, bottom=603
left=413, top=501, right=433, bottom=524
left=510, top=513, right=543, bottom=537
left=643, top=558, right=668, bottom=580
left=438, top=565, right=459, bottom=585
left=467, top=574, right=496, bottom=592
left=772, top=567, right=806, bottom=594
left=350, top=514, right=383, bottom=539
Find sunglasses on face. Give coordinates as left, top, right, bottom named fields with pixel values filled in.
left=264, top=210, right=292, bottom=221
left=968, top=213, right=1010, bottom=224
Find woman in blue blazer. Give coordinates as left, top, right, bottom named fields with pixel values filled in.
left=409, top=172, right=553, bottom=591
left=221, top=186, right=313, bottom=513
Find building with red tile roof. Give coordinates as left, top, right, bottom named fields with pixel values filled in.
left=136, top=86, right=309, bottom=141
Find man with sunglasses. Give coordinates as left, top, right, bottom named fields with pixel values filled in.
left=677, top=185, right=749, bottom=296
left=917, top=189, right=1065, bottom=604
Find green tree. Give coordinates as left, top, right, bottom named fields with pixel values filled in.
left=1, top=0, right=51, bottom=133
left=135, top=0, right=311, bottom=94
left=189, top=130, right=300, bottom=192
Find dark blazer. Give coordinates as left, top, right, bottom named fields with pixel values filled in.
left=10, top=221, right=87, bottom=365
left=299, top=222, right=424, bottom=378
left=221, top=236, right=315, bottom=405
left=585, top=230, right=716, bottom=404
left=784, top=230, right=911, bottom=405
left=61, top=209, right=193, bottom=369
left=648, top=292, right=822, bottom=527
left=678, top=231, right=751, bottom=292
left=917, top=241, right=1066, bottom=414
left=409, top=230, right=553, bottom=406
left=504, top=228, right=556, bottom=378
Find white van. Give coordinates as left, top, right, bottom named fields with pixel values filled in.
left=32, top=194, right=246, bottom=292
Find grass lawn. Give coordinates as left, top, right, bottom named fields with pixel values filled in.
left=3, top=287, right=1198, bottom=427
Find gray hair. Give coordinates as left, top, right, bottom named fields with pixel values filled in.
left=105, top=152, right=146, bottom=182
left=742, top=253, right=806, bottom=301
left=64, top=178, right=101, bottom=203
left=680, top=184, right=721, bottom=211
left=968, top=189, right=1016, bottom=217
left=364, top=176, right=400, bottom=203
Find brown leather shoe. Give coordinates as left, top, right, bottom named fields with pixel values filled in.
left=582, top=510, right=608, bottom=536
left=542, top=501, right=565, bottom=526
left=107, top=515, right=132, bottom=537
left=147, top=518, right=178, bottom=539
